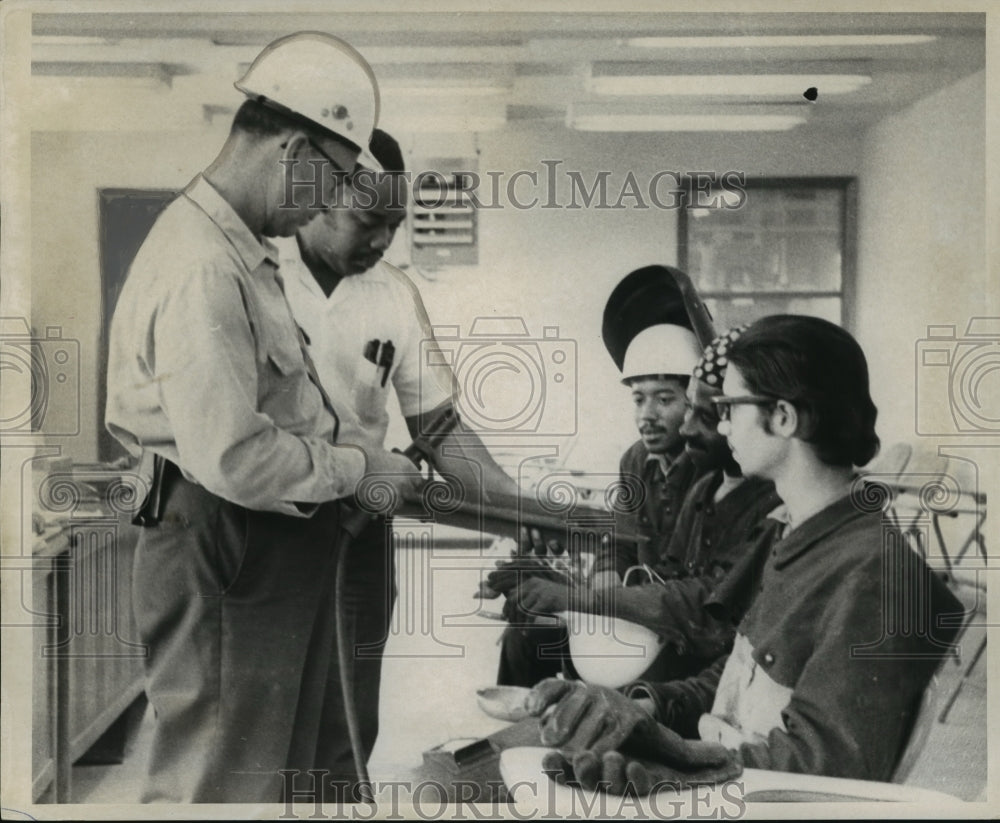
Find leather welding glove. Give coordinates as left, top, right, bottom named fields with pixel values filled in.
left=540, top=747, right=742, bottom=796
left=482, top=554, right=569, bottom=596
left=526, top=678, right=740, bottom=794
left=483, top=557, right=553, bottom=596
left=507, top=576, right=590, bottom=617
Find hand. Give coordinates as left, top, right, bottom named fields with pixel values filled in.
left=525, top=679, right=738, bottom=794
left=526, top=679, right=659, bottom=754
left=485, top=557, right=552, bottom=597
left=519, top=526, right=566, bottom=558
left=508, top=577, right=573, bottom=616
left=356, top=449, right=424, bottom=515
left=540, top=747, right=742, bottom=796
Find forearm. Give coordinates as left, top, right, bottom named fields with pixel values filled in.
left=592, top=535, right=639, bottom=579
left=153, top=270, right=366, bottom=513
left=594, top=581, right=733, bottom=659
left=625, top=655, right=728, bottom=738
left=407, top=411, right=519, bottom=501
left=162, top=378, right=366, bottom=513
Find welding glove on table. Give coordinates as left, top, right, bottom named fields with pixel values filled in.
left=525, top=678, right=742, bottom=795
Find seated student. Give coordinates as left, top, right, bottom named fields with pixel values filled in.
left=492, top=322, right=706, bottom=687
left=527, top=315, right=963, bottom=794
left=505, top=327, right=784, bottom=684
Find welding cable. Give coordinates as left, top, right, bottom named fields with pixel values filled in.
left=334, top=512, right=376, bottom=803
left=332, top=406, right=460, bottom=804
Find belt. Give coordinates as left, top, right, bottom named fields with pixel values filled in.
left=132, top=453, right=179, bottom=527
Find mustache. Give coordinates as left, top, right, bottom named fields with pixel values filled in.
left=639, top=425, right=668, bottom=434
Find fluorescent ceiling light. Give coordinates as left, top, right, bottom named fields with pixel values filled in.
left=381, top=83, right=508, bottom=97
left=32, top=35, right=117, bottom=46
left=381, top=114, right=506, bottom=133
left=627, top=34, right=936, bottom=48
left=568, top=113, right=806, bottom=132
left=590, top=74, right=871, bottom=96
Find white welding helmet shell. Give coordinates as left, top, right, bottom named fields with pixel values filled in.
left=235, top=31, right=381, bottom=164
left=621, top=324, right=703, bottom=383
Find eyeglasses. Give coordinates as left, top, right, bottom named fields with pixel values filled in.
left=711, top=395, right=777, bottom=422
left=307, top=138, right=355, bottom=182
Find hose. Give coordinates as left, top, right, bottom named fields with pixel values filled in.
left=333, top=406, right=459, bottom=804
left=334, top=513, right=376, bottom=803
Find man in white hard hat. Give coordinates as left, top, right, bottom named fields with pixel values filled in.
left=106, top=32, right=421, bottom=803
left=493, top=321, right=708, bottom=686
left=275, top=128, right=519, bottom=794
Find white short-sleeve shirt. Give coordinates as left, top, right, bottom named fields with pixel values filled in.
left=276, top=236, right=454, bottom=451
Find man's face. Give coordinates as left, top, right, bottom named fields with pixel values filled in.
left=679, top=379, right=740, bottom=474
left=629, top=376, right=687, bottom=455
left=271, top=134, right=361, bottom=238
left=718, top=366, right=781, bottom=479
left=298, top=173, right=408, bottom=276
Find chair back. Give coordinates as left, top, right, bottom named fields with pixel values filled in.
left=891, top=651, right=952, bottom=783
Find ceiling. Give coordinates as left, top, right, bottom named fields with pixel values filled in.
left=29, top=11, right=986, bottom=136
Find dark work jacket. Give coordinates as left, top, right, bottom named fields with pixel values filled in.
left=629, top=493, right=964, bottom=781
left=605, top=472, right=783, bottom=661
left=594, top=441, right=704, bottom=579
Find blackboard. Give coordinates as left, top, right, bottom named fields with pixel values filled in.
left=97, top=189, right=178, bottom=462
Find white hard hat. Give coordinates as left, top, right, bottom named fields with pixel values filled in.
left=621, top=324, right=702, bottom=383
left=236, top=32, right=381, bottom=163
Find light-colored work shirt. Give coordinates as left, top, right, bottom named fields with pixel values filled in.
left=106, top=175, right=366, bottom=516
left=275, top=238, right=454, bottom=452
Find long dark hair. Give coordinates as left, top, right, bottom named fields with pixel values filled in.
left=727, top=315, right=880, bottom=467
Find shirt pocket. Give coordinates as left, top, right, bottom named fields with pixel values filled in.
left=259, top=306, right=307, bottom=378
left=258, top=318, right=318, bottom=430
left=352, top=364, right=392, bottom=425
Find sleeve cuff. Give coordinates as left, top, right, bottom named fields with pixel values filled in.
left=623, top=680, right=666, bottom=723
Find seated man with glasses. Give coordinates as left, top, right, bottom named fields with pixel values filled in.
left=526, top=314, right=963, bottom=794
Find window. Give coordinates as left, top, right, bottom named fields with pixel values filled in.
left=677, top=178, right=857, bottom=332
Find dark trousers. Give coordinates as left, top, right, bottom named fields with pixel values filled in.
left=497, top=625, right=577, bottom=687
left=133, top=472, right=347, bottom=803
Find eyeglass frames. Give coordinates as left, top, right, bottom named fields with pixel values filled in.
left=711, top=395, right=777, bottom=422
left=307, top=138, right=355, bottom=179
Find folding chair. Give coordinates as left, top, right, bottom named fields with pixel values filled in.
left=933, top=452, right=988, bottom=568
left=858, top=441, right=912, bottom=533
left=886, top=448, right=954, bottom=575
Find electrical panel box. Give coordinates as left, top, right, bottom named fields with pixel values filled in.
left=410, top=157, right=478, bottom=267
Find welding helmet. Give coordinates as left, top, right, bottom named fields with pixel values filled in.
left=602, top=264, right=716, bottom=374
left=235, top=31, right=381, bottom=167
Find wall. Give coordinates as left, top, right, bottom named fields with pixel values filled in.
left=32, top=121, right=864, bottom=468
left=31, top=129, right=224, bottom=461
left=405, top=126, right=864, bottom=472
left=855, top=70, right=987, bottom=445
